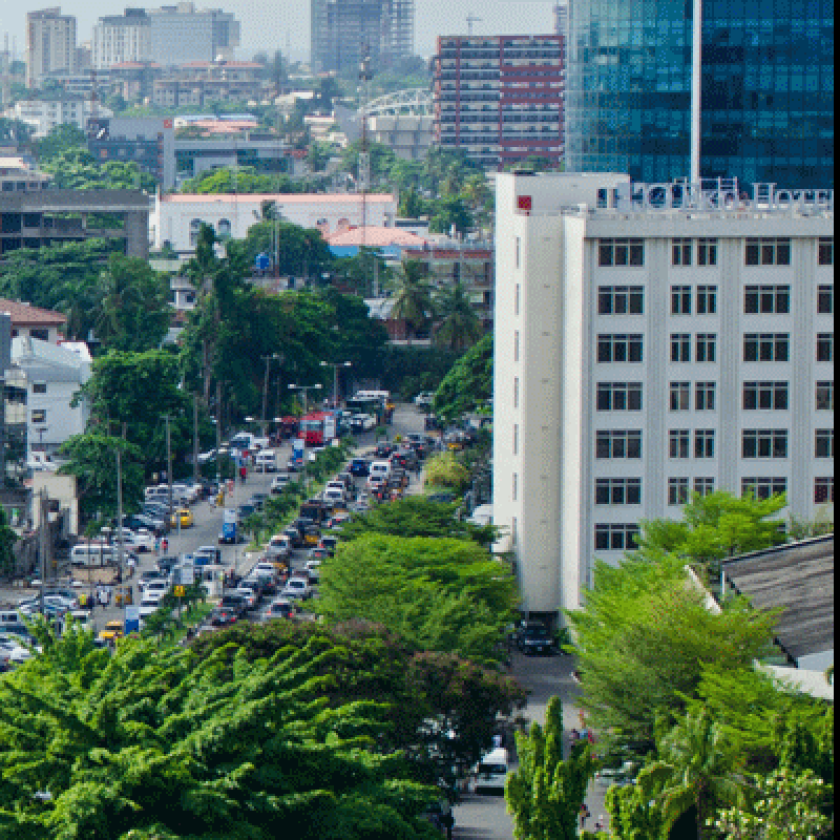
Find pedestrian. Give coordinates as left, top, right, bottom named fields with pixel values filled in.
left=595, top=817, right=605, bottom=832
left=99, top=588, right=108, bottom=609
left=161, top=537, right=169, bottom=554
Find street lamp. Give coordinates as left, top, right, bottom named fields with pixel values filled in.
left=288, top=383, right=322, bottom=417
left=261, top=353, right=283, bottom=434
left=320, top=361, right=352, bottom=409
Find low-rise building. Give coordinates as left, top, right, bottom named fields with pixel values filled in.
left=152, top=192, right=398, bottom=254
left=8, top=98, right=112, bottom=139
left=0, top=299, right=67, bottom=344
left=0, top=156, right=52, bottom=192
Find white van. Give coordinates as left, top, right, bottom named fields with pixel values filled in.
left=255, top=451, right=278, bottom=473
left=70, top=543, right=116, bottom=567
left=265, top=534, right=292, bottom=560
left=474, top=747, right=510, bottom=794
left=369, top=460, right=392, bottom=481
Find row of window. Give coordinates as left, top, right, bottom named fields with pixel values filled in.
left=595, top=332, right=834, bottom=364
left=596, top=381, right=834, bottom=412
left=595, top=476, right=834, bottom=520
left=598, top=237, right=835, bottom=268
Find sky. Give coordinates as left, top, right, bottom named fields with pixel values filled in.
left=1, top=0, right=557, bottom=62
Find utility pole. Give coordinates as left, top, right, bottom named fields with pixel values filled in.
left=38, top=487, right=47, bottom=616
left=261, top=354, right=281, bottom=434
left=320, top=361, right=352, bottom=409
left=164, top=415, right=173, bottom=528
left=115, top=448, right=125, bottom=608
left=193, top=398, right=200, bottom=483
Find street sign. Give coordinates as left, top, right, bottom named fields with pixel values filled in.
left=174, top=585, right=186, bottom=597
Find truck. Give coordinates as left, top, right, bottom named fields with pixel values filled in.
left=228, top=432, right=270, bottom=455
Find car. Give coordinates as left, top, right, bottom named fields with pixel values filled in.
left=365, top=475, right=386, bottom=493
left=349, top=458, right=370, bottom=478
left=303, top=560, right=322, bottom=584
left=142, top=580, right=171, bottom=598
left=237, top=503, right=257, bottom=520
left=139, top=592, right=165, bottom=618
left=139, top=570, right=166, bottom=586
left=156, top=556, right=179, bottom=574
left=210, top=607, right=238, bottom=627
left=234, top=586, right=258, bottom=610
left=414, top=392, right=435, bottom=408
left=282, top=527, right=303, bottom=549
left=123, top=513, right=166, bottom=536
left=194, top=545, right=223, bottom=564
left=249, top=493, right=268, bottom=510
left=98, top=621, right=125, bottom=643
left=265, top=534, right=292, bottom=561
left=270, top=473, right=293, bottom=494
left=252, top=562, right=279, bottom=580
left=307, top=546, right=330, bottom=562
left=262, top=599, right=297, bottom=621
left=281, top=578, right=312, bottom=600
left=375, top=443, right=394, bottom=458
left=350, top=413, right=376, bottom=433
left=473, top=747, right=510, bottom=794
left=169, top=509, right=194, bottom=529
left=219, top=593, right=248, bottom=616
left=124, top=529, right=156, bottom=553
left=218, top=530, right=246, bottom=545
left=516, top=621, right=556, bottom=656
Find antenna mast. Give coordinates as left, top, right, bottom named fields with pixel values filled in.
left=467, top=13, right=482, bottom=36
left=358, top=45, right=373, bottom=277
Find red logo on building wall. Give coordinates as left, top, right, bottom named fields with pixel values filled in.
left=517, top=195, right=533, bottom=214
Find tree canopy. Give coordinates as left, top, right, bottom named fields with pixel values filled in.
left=433, top=334, right=493, bottom=422
left=0, top=623, right=442, bottom=840
left=318, top=533, right=518, bottom=664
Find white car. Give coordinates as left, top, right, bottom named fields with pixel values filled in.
left=281, top=578, right=312, bottom=601
left=270, top=473, right=292, bottom=494
left=125, top=529, right=155, bottom=553
left=414, top=392, right=435, bottom=408
left=139, top=592, right=165, bottom=619
left=234, top=587, right=258, bottom=610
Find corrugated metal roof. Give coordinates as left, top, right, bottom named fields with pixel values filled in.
left=723, top=536, right=834, bottom=663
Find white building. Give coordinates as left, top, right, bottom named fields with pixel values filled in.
left=9, top=98, right=113, bottom=139
left=11, top=336, right=92, bottom=461
left=26, top=8, right=78, bottom=88
left=152, top=193, right=399, bottom=254
left=493, top=172, right=835, bottom=621
left=92, top=9, right=152, bottom=70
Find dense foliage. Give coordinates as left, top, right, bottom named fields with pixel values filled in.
left=433, top=335, right=493, bottom=422
left=0, top=623, right=442, bottom=840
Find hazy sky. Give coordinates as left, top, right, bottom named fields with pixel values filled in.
left=1, top=1, right=557, bottom=61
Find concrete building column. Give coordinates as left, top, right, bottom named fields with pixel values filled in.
left=124, top=211, right=150, bottom=259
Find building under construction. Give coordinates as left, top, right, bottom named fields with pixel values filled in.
left=311, top=0, right=415, bottom=75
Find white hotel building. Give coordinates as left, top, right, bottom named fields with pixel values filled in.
left=493, top=172, right=834, bottom=621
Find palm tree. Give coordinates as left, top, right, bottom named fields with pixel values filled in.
left=390, top=260, right=435, bottom=343
left=433, top=281, right=483, bottom=352
left=643, top=710, right=744, bottom=840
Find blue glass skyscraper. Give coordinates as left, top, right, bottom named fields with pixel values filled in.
left=566, top=0, right=834, bottom=188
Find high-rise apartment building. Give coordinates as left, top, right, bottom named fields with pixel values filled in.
left=553, top=1, right=569, bottom=43
left=311, top=0, right=415, bottom=75
left=92, top=9, right=152, bottom=70
left=26, top=8, right=78, bottom=88
left=494, top=172, right=834, bottom=621
left=433, top=35, right=565, bottom=170
left=565, top=0, right=834, bottom=188
left=148, top=3, right=241, bottom=66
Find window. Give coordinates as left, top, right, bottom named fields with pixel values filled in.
left=818, top=237, right=834, bottom=266
left=815, top=477, right=834, bottom=504
left=597, top=383, right=643, bottom=411
left=594, top=523, right=639, bottom=551
left=817, top=285, right=834, bottom=314
left=513, top=424, right=519, bottom=455
left=669, top=430, right=690, bottom=459
left=694, top=477, right=715, bottom=496
left=672, top=238, right=692, bottom=266
left=668, top=478, right=690, bottom=506
left=512, top=473, right=518, bottom=502
left=598, top=238, right=645, bottom=267
left=514, top=331, right=520, bottom=362
left=696, top=334, right=717, bottom=363
left=596, top=430, right=643, bottom=460
left=513, top=377, right=520, bottom=409
left=515, top=284, right=521, bottom=315
left=595, top=478, right=642, bottom=506
left=815, top=429, right=834, bottom=459
left=515, top=237, right=521, bottom=268
left=189, top=218, right=203, bottom=247
left=697, top=285, right=718, bottom=314
left=816, top=333, right=834, bottom=362
left=744, top=285, right=791, bottom=314
left=696, top=382, right=717, bottom=411
left=671, top=285, right=692, bottom=315
left=32, top=382, right=47, bottom=395
left=670, top=382, right=691, bottom=412
left=744, top=334, right=790, bottom=362
left=697, top=238, right=718, bottom=266
left=695, top=430, right=716, bottom=459
left=742, top=477, right=788, bottom=500
left=598, top=334, right=644, bottom=363
left=742, top=430, right=789, bottom=459
left=217, top=219, right=232, bottom=240
left=671, top=334, right=692, bottom=363
left=31, top=409, right=46, bottom=424
left=745, top=238, right=792, bottom=266
left=598, top=286, right=645, bottom=315
left=816, top=381, right=834, bottom=411
left=743, top=382, right=789, bottom=411
left=30, top=328, right=49, bottom=341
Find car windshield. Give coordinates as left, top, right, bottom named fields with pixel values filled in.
left=479, top=763, right=507, bottom=775
left=525, top=625, right=548, bottom=638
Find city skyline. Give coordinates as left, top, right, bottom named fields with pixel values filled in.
left=3, top=0, right=557, bottom=62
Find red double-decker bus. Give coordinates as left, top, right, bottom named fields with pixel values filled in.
left=299, top=412, right=335, bottom=447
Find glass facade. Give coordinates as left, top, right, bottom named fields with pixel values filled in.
left=566, top=0, right=834, bottom=188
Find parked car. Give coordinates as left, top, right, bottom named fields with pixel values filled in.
left=169, top=509, right=194, bottom=529
left=98, top=621, right=125, bottom=643
left=281, top=578, right=312, bottom=601
left=516, top=621, right=556, bottom=656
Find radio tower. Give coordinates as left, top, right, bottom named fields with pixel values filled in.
left=358, top=44, right=373, bottom=279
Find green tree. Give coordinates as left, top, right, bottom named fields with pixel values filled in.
left=637, top=491, right=788, bottom=578
left=424, top=452, right=471, bottom=495
left=506, top=697, right=597, bottom=840
left=566, top=553, right=778, bottom=747
left=712, top=769, right=833, bottom=840
left=58, top=434, right=145, bottom=523
left=433, top=280, right=483, bottom=352
left=34, top=123, right=86, bottom=163
left=318, top=533, right=518, bottom=663
left=92, top=256, right=171, bottom=352
left=433, top=334, right=493, bottom=422
left=390, top=260, right=435, bottom=342
left=429, top=196, right=473, bottom=236
left=0, top=508, right=18, bottom=578
left=0, top=626, right=441, bottom=840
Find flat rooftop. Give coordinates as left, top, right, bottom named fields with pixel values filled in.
left=722, top=535, right=834, bottom=664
